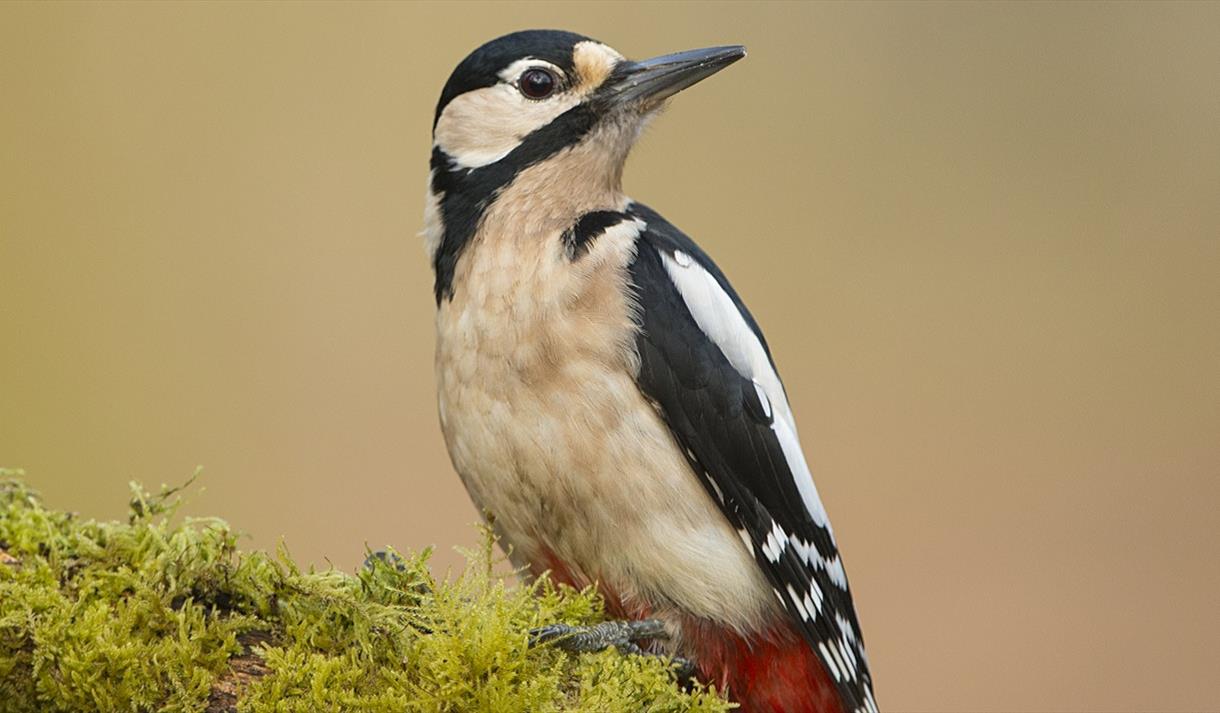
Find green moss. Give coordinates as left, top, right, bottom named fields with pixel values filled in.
left=0, top=470, right=732, bottom=712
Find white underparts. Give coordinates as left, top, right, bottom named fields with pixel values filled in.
left=433, top=170, right=781, bottom=637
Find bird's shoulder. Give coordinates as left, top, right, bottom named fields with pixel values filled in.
left=624, top=202, right=772, bottom=349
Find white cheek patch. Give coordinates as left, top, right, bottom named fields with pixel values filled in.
left=660, top=251, right=833, bottom=530
left=434, top=50, right=630, bottom=171
left=434, top=82, right=581, bottom=169
left=434, top=59, right=582, bottom=170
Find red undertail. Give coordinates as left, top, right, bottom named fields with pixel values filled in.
left=680, top=615, right=845, bottom=713
left=535, top=552, right=845, bottom=713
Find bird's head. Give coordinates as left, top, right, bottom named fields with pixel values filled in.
left=425, top=30, right=745, bottom=301
left=431, top=30, right=745, bottom=173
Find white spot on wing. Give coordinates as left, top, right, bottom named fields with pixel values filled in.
left=844, top=638, right=860, bottom=678
left=790, top=533, right=849, bottom=594
left=789, top=534, right=812, bottom=565
left=818, top=641, right=842, bottom=682
left=704, top=473, right=725, bottom=504
left=837, top=613, right=859, bottom=645
left=825, top=554, right=848, bottom=591
left=761, top=534, right=779, bottom=562
left=865, top=687, right=878, bottom=713
left=737, top=528, right=754, bottom=555
left=752, top=379, right=772, bottom=419
left=760, top=520, right=788, bottom=562
left=837, top=639, right=856, bottom=679
left=787, top=584, right=809, bottom=621
left=802, top=593, right=817, bottom=622
left=809, top=576, right=824, bottom=611
left=771, top=520, right=787, bottom=549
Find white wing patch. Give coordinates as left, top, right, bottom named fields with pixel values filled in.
left=659, top=250, right=832, bottom=529
left=752, top=380, right=772, bottom=419
left=635, top=223, right=875, bottom=709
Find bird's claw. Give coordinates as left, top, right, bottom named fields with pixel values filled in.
left=529, top=618, right=668, bottom=653
left=529, top=618, right=696, bottom=682
left=669, top=655, right=698, bottom=684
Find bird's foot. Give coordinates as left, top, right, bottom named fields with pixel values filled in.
left=529, top=619, right=697, bottom=681
left=529, top=618, right=666, bottom=652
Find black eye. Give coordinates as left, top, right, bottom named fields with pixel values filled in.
left=519, top=68, right=556, bottom=99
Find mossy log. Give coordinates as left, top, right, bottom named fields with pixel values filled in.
left=0, top=470, right=731, bottom=713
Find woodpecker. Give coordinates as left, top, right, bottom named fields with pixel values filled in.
left=424, top=30, right=877, bottom=713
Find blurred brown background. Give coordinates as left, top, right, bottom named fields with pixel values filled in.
left=2, top=2, right=1218, bottom=710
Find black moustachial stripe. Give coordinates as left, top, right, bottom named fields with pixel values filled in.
left=563, top=210, right=628, bottom=260
left=430, top=30, right=641, bottom=303
left=431, top=102, right=598, bottom=303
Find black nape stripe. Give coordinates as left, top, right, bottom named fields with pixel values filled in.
left=431, top=102, right=599, bottom=303
left=563, top=210, right=628, bottom=260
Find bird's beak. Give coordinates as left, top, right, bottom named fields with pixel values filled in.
left=605, top=45, right=746, bottom=110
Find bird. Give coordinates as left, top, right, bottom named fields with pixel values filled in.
left=424, top=29, right=877, bottom=713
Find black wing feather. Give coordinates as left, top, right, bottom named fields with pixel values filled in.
left=626, top=202, right=876, bottom=712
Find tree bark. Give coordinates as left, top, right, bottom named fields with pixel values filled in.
left=205, top=632, right=272, bottom=713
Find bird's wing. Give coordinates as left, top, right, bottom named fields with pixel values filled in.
left=625, top=202, right=877, bottom=713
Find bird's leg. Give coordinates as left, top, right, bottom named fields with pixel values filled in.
left=529, top=618, right=666, bottom=652
left=529, top=619, right=697, bottom=682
